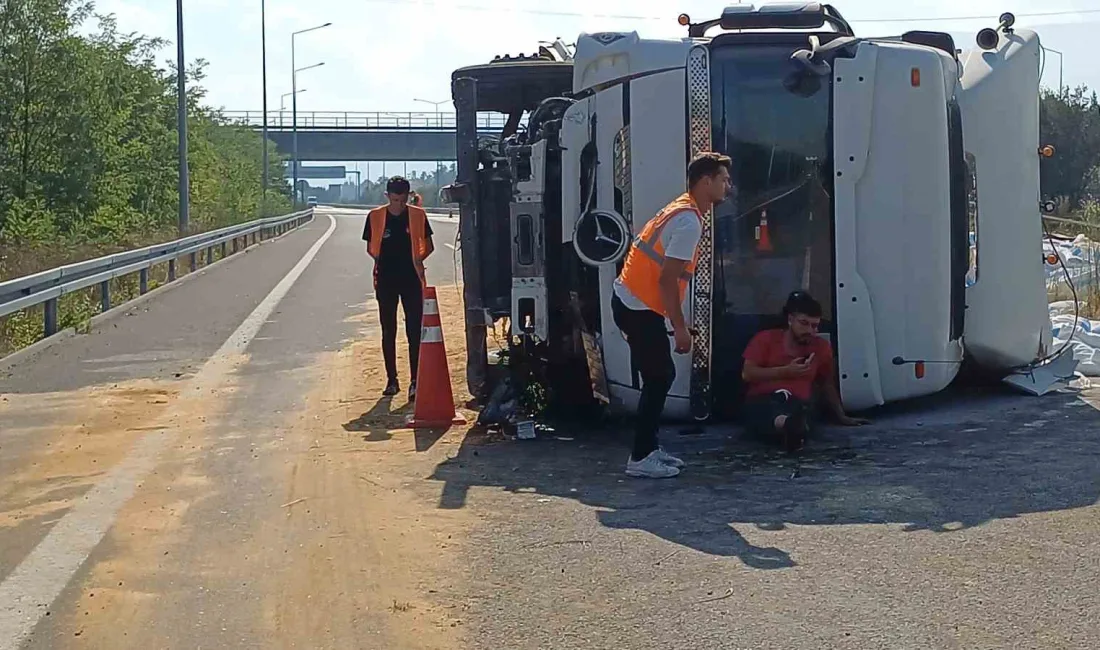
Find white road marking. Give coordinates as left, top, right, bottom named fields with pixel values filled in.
left=0, top=215, right=339, bottom=650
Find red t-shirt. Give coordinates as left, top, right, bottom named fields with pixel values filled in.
left=742, top=329, right=834, bottom=401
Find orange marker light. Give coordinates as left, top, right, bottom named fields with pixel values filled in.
left=910, top=67, right=921, bottom=87
left=915, top=361, right=926, bottom=379
left=1047, top=253, right=1059, bottom=265
left=678, top=13, right=691, bottom=26
left=1040, top=144, right=1056, bottom=158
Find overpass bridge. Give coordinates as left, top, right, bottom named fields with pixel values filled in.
left=225, top=110, right=509, bottom=161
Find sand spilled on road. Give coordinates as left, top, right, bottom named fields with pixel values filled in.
left=32, top=361, right=242, bottom=644
left=0, top=381, right=177, bottom=517
left=262, top=285, right=481, bottom=649
left=2, top=285, right=490, bottom=648
left=0, top=380, right=181, bottom=585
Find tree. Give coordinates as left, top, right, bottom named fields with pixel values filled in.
left=0, top=0, right=90, bottom=235
left=1040, top=86, right=1100, bottom=211
left=0, top=0, right=290, bottom=254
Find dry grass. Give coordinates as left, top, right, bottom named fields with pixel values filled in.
left=0, top=226, right=185, bottom=283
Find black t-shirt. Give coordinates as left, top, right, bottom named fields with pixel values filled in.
left=363, top=209, right=434, bottom=281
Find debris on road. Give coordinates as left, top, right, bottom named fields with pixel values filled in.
left=522, top=539, right=590, bottom=551
left=696, top=588, right=735, bottom=604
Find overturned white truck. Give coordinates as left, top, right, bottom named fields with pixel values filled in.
left=445, top=3, right=1054, bottom=422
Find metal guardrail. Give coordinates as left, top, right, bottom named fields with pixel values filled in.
left=223, top=110, right=515, bottom=131
left=0, top=208, right=315, bottom=341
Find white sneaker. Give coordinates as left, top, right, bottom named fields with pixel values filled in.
left=625, top=452, right=681, bottom=479
left=653, top=447, right=685, bottom=469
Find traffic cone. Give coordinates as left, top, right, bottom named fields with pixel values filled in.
left=406, top=286, right=467, bottom=428
left=756, top=209, right=773, bottom=252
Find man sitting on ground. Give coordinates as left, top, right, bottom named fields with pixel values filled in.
left=741, top=291, right=869, bottom=452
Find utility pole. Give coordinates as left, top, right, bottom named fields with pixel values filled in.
left=176, top=0, right=190, bottom=235
left=261, top=0, right=269, bottom=215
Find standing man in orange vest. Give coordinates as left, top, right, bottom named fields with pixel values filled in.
left=612, top=152, right=732, bottom=478
left=363, top=176, right=435, bottom=400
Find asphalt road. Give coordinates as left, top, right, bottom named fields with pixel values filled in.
left=0, top=207, right=464, bottom=649
left=2, top=205, right=1100, bottom=649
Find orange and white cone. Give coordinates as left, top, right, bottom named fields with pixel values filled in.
left=756, top=209, right=774, bottom=252
left=407, top=286, right=467, bottom=428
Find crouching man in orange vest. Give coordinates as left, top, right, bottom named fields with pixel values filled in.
left=612, top=152, right=732, bottom=479
left=363, top=176, right=435, bottom=400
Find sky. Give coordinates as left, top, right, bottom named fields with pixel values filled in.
left=87, top=0, right=1100, bottom=180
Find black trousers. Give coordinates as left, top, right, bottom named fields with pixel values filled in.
left=611, top=294, right=676, bottom=461
left=377, top=275, right=423, bottom=382
left=742, top=391, right=813, bottom=441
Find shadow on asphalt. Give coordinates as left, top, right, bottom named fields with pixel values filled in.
left=428, top=386, right=1100, bottom=570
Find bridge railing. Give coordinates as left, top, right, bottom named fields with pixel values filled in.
left=223, top=110, right=516, bottom=130
left=0, top=209, right=315, bottom=351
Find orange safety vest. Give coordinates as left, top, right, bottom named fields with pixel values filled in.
left=367, top=204, right=430, bottom=286
left=616, top=192, right=702, bottom=316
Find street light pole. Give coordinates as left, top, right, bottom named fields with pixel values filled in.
left=349, top=170, right=361, bottom=203
left=291, top=22, right=331, bottom=206
left=279, top=90, right=305, bottom=109
left=280, top=90, right=305, bottom=127
left=291, top=36, right=297, bottom=205
left=1045, top=47, right=1064, bottom=94
left=414, top=98, right=450, bottom=204
left=261, top=0, right=269, bottom=215
left=291, top=63, right=323, bottom=204
left=176, top=0, right=190, bottom=235
left=280, top=90, right=306, bottom=110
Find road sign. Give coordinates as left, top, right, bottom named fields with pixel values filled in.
left=284, top=164, right=347, bottom=179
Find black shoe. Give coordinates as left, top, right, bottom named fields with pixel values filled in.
left=383, top=378, right=399, bottom=396
left=781, top=411, right=807, bottom=454
left=408, top=380, right=417, bottom=402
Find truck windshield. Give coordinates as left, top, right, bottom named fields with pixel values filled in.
left=707, top=41, right=835, bottom=412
